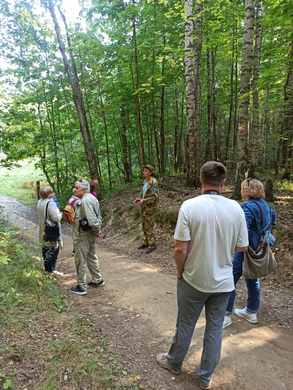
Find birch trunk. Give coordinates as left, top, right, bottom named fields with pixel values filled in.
left=185, top=0, right=202, bottom=187
left=234, top=0, right=255, bottom=197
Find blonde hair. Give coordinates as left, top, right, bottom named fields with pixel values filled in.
left=40, top=185, right=54, bottom=199
left=241, top=179, right=265, bottom=199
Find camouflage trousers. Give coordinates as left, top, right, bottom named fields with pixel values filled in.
left=142, top=212, right=156, bottom=249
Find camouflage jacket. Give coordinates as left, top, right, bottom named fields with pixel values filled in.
left=140, top=176, right=159, bottom=214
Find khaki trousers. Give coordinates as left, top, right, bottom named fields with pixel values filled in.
left=74, top=238, right=102, bottom=291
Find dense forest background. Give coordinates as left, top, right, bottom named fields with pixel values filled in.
left=0, top=0, right=293, bottom=197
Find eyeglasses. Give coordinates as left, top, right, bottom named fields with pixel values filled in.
left=78, top=179, right=84, bottom=183
left=246, top=178, right=254, bottom=187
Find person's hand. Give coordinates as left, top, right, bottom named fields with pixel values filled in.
left=98, top=231, right=104, bottom=238
left=137, top=199, right=143, bottom=206
left=60, top=212, right=63, bottom=216
left=133, top=198, right=141, bottom=205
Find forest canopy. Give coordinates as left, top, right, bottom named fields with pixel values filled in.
left=0, top=0, right=293, bottom=196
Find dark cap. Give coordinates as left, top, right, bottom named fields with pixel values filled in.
left=144, top=165, right=155, bottom=174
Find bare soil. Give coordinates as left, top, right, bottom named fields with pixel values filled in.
left=1, top=190, right=293, bottom=390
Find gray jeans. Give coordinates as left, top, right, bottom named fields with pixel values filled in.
left=167, top=278, right=231, bottom=386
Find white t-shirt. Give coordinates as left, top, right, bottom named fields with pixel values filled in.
left=174, top=194, right=248, bottom=293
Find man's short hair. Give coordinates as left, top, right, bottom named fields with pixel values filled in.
left=40, top=185, right=53, bottom=199
left=76, top=179, right=90, bottom=193
left=200, top=161, right=227, bottom=186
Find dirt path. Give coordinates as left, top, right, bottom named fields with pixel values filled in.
left=1, top=194, right=293, bottom=390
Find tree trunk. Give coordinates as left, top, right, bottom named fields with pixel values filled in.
left=234, top=0, right=255, bottom=198
left=47, top=1, right=100, bottom=195
left=206, top=46, right=212, bottom=161
left=211, top=48, right=217, bottom=161
left=249, top=0, right=262, bottom=177
left=282, top=21, right=293, bottom=180
left=132, top=10, right=145, bottom=169
left=185, top=0, right=202, bottom=187
left=120, top=105, right=131, bottom=183
left=225, top=32, right=235, bottom=164
left=233, top=21, right=238, bottom=167
left=160, top=36, right=166, bottom=173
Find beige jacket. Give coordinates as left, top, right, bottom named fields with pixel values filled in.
left=74, top=193, right=102, bottom=241
left=37, top=199, right=62, bottom=246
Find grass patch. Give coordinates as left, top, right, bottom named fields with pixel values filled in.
left=0, top=217, right=139, bottom=389
left=0, top=160, right=45, bottom=206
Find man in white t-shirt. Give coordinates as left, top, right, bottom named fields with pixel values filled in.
left=156, top=161, right=248, bottom=390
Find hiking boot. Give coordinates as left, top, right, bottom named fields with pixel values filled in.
left=234, top=307, right=258, bottom=324
left=223, top=315, right=232, bottom=329
left=138, top=244, right=148, bottom=249
left=199, top=379, right=212, bottom=389
left=156, top=353, right=181, bottom=375
left=88, top=279, right=106, bottom=287
left=145, top=247, right=155, bottom=254
left=71, top=285, right=87, bottom=295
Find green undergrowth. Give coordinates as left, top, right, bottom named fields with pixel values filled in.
left=0, top=220, right=139, bottom=390
left=0, top=161, right=45, bottom=206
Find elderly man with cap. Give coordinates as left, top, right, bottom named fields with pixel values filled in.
left=134, top=165, right=159, bottom=254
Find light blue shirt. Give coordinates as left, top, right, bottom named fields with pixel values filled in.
left=142, top=181, right=149, bottom=199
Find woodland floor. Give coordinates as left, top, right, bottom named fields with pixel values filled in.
left=0, top=180, right=293, bottom=390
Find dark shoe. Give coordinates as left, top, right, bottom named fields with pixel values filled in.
left=156, top=353, right=181, bottom=375
left=145, top=247, right=155, bottom=254
left=138, top=244, right=148, bottom=249
left=71, top=285, right=87, bottom=295
left=88, top=279, right=106, bottom=287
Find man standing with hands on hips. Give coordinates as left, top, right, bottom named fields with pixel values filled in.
left=71, top=179, right=105, bottom=295
left=156, top=161, right=248, bottom=389
left=134, top=165, right=159, bottom=254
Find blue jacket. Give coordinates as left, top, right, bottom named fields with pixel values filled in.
left=234, top=198, right=276, bottom=263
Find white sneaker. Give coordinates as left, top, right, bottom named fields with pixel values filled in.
left=223, top=315, right=232, bottom=329
left=234, top=307, right=258, bottom=324
left=53, top=270, right=64, bottom=276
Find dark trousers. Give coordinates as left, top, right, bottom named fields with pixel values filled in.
left=42, top=244, right=60, bottom=272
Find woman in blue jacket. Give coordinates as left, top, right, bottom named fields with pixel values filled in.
left=223, top=178, right=276, bottom=328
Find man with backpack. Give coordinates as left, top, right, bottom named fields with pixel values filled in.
left=64, top=191, right=79, bottom=256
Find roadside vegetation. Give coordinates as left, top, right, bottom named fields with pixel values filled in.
left=0, top=210, right=139, bottom=390
left=0, top=160, right=45, bottom=206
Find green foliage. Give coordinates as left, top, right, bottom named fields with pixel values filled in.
left=0, top=160, right=45, bottom=205
left=0, top=0, right=293, bottom=189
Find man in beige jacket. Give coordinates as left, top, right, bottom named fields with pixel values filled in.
left=71, top=179, right=105, bottom=295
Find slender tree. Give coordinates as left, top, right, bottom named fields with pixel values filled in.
left=234, top=0, right=255, bottom=197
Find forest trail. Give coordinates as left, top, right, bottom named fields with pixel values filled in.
left=1, top=194, right=292, bottom=390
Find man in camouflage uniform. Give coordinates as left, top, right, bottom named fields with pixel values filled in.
left=134, top=165, right=159, bottom=254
